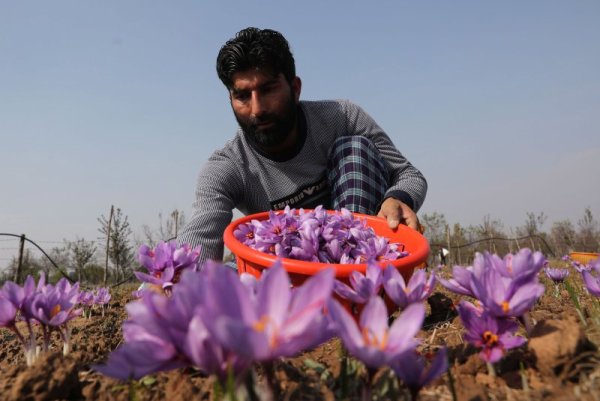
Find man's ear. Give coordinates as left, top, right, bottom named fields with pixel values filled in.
left=291, top=76, right=302, bottom=104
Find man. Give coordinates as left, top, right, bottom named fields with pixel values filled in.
left=178, top=27, right=427, bottom=263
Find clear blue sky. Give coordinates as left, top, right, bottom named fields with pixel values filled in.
left=1, top=1, right=599, bottom=267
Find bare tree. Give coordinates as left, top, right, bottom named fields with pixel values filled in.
left=142, top=209, right=186, bottom=246
left=98, top=207, right=134, bottom=283
left=474, top=214, right=507, bottom=254
left=68, top=238, right=97, bottom=283
left=549, top=219, right=576, bottom=256
left=39, top=245, right=69, bottom=281
left=576, top=207, right=600, bottom=252
left=2, top=250, right=40, bottom=284
left=449, top=223, right=468, bottom=265
left=420, top=212, right=447, bottom=245
left=516, top=212, right=548, bottom=251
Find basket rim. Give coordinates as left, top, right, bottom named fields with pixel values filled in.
left=223, top=209, right=430, bottom=277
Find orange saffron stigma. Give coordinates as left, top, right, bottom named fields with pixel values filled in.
left=482, top=330, right=499, bottom=346
left=361, top=327, right=388, bottom=350
left=501, top=301, right=510, bottom=314
left=50, top=304, right=61, bottom=318
left=252, top=315, right=269, bottom=332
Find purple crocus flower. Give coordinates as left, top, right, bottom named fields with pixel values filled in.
left=383, top=266, right=436, bottom=310
left=327, top=296, right=424, bottom=370
left=571, top=260, right=586, bottom=273
left=437, top=265, right=478, bottom=298
left=78, top=290, right=95, bottom=306
left=576, top=257, right=600, bottom=274
left=25, top=278, right=81, bottom=327
left=21, top=277, right=81, bottom=356
left=94, top=287, right=111, bottom=305
left=489, top=249, right=546, bottom=282
left=352, top=236, right=403, bottom=265
left=470, top=253, right=545, bottom=318
left=333, top=262, right=383, bottom=304
left=94, top=267, right=251, bottom=382
left=391, top=347, right=448, bottom=399
left=544, top=267, right=569, bottom=283
left=457, top=301, right=526, bottom=363
left=200, top=261, right=335, bottom=361
left=0, top=281, right=26, bottom=327
left=1, top=276, right=43, bottom=365
left=0, top=295, right=17, bottom=327
left=234, top=221, right=257, bottom=247
left=582, top=270, right=600, bottom=297
left=135, top=240, right=201, bottom=292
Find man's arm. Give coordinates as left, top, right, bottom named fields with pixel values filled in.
left=177, top=151, right=241, bottom=265
left=342, top=100, right=428, bottom=229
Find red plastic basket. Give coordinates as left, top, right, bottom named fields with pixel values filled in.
left=223, top=210, right=430, bottom=286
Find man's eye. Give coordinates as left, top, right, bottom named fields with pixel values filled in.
left=262, top=84, right=277, bottom=93
left=233, top=92, right=249, bottom=101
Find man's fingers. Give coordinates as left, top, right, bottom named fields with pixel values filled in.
left=403, top=214, right=418, bottom=231
left=377, top=197, right=422, bottom=231
left=378, top=206, right=401, bottom=229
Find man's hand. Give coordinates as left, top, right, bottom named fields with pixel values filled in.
left=377, top=197, right=421, bottom=231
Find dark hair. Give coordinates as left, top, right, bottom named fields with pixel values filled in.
left=216, top=27, right=296, bottom=88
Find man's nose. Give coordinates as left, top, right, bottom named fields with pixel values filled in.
left=250, top=92, right=266, bottom=118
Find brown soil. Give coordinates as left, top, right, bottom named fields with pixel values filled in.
left=2, top=272, right=600, bottom=401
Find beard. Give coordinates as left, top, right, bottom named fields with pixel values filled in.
left=234, top=95, right=298, bottom=149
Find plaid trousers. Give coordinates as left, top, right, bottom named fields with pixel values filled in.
left=327, top=136, right=389, bottom=215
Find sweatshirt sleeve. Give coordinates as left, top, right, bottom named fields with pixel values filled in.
left=341, top=100, right=428, bottom=211
left=177, top=149, right=243, bottom=265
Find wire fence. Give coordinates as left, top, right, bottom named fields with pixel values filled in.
left=428, top=234, right=556, bottom=267
left=0, top=233, right=74, bottom=283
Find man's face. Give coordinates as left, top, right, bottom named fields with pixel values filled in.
left=229, top=70, right=301, bottom=149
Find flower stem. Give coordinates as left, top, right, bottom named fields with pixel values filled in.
left=244, top=369, right=259, bottom=401
left=446, top=361, right=458, bottom=401
left=338, top=344, right=349, bottom=399
left=362, top=367, right=375, bottom=401
left=262, top=361, right=279, bottom=400
left=520, top=312, right=534, bottom=337
left=486, top=362, right=496, bottom=377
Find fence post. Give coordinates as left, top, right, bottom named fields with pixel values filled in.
left=172, top=209, right=179, bottom=238
left=14, top=234, right=26, bottom=284
left=103, top=205, right=114, bottom=286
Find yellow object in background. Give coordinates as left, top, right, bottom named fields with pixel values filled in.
left=569, top=252, right=600, bottom=265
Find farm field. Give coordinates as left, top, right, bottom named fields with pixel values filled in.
left=2, top=257, right=600, bottom=401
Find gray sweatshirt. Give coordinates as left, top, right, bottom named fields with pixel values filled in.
left=178, top=99, right=427, bottom=263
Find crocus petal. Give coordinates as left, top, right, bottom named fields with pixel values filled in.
left=359, top=296, right=390, bottom=340
left=285, top=268, right=334, bottom=337
left=383, top=266, right=409, bottom=308
left=334, top=280, right=365, bottom=304
left=365, top=263, right=384, bottom=288
left=93, top=340, right=183, bottom=380
left=256, top=261, right=291, bottom=327
left=503, top=282, right=544, bottom=317
left=582, top=271, right=600, bottom=297
left=481, top=346, right=504, bottom=364
left=211, top=316, right=270, bottom=360
left=387, top=302, right=425, bottom=353
left=422, top=347, right=449, bottom=387
left=133, top=271, right=165, bottom=286
left=0, top=297, right=17, bottom=327
left=326, top=298, right=364, bottom=348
